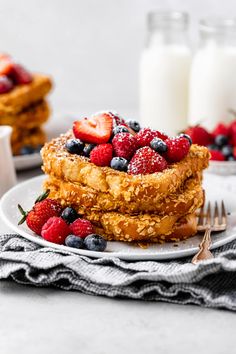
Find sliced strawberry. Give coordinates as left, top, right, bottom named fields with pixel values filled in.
left=73, top=113, right=113, bottom=144
left=10, top=63, right=33, bottom=84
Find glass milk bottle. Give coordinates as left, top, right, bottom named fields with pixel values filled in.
left=189, top=19, right=236, bottom=130
left=140, top=11, right=191, bottom=135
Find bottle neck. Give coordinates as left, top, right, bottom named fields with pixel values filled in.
left=148, top=28, right=189, bottom=47
left=199, top=18, right=236, bottom=48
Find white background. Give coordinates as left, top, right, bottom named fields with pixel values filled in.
left=0, top=0, right=235, bottom=120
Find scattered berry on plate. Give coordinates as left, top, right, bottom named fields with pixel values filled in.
left=65, top=235, right=84, bottom=249
left=110, top=156, right=128, bottom=171
left=227, top=156, right=235, bottom=161
left=184, top=126, right=213, bottom=146
left=70, top=218, right=94, bottom=238
left=18, top=191, right=62, bottom=235
left=10, top=63, right=33, bottom=84
left=0, top=76, right=13, bottom=94
left=112, top=132, right=138, bottom=160
left=65, top=139, right=85, bottom=155
left=73, top=112, right=113, bottom=144
left=113, top=125, right=129, bottom=135
left=84, top=234, right=107, bottom=252
left=207, top=144, right=219, bottom=151
left=212, top=123, right=229, bottom=138
left=19, top=145, right=35, bottom=155
left=150, top=137, right=168, bottom=154
left=136, top=128, right=168, bottom=147
left=215, top=134, right=228, bottom=147
left=127, top=120, right=141, bottom=133
left=165, top=136, right=190, bottom=163
left=61, top=207, right=79, bottom=224
left=90, top=143, right=113, bottom=167
left=83, top=144, right=96, bottom=157
left=221, top=145, right=233, bottom=158
left=209, top=150, right=225, bottom=161
left=128, top=146, right=167, bottom=175
left=41, top=216, right=70, bottom=244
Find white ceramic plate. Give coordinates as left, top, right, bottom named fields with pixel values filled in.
left=208, top=160, right=236, bottom=175
left=0, top=174, right=236, bottom=261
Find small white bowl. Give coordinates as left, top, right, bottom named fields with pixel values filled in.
left=207, top=160, right=236, bottom=175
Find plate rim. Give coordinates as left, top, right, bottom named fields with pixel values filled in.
left=1, top=175, right=236, bottom=261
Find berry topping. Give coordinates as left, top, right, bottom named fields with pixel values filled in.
left=128, top=146, right=167, bottom=175
left=212, top=123, right=229, bottom=138
left=18, top=191, right=62, bottom=235
left=165, top=136, right=190, bottom=163
left=61, top=207, right=79, bottom=224
left=11, top=63, right=33, bottom=85
left=227, top=156, right=235, bottom=161
left=110, top=157, right=128, bottom=172
left=184, top=126, right=213, bottom=146
left=107, top=111, right=127, bottom=127
left=0, top=56, right=13, bottom=76
left=221, top=145, right=233, bottom=158
left=136, top=128, right=168, bottom=147
left=127, top=120, right=141, bottom=133
left=90, top=143, right=113, bottom=167
left=113, top=125, right=129, bottom=135
left=209, top=150, right=225, bottom=161
left=73, top=113, right=113, bottom=144
left=65, top=139, right=85, bottom=155
left=84, top=234, right=107, bottom=252
left=207, top=144, right=219, bottom=151
left=0, top=76, right=13, bottom=94
left=215, top=134, right=228, bottom=147
left=70, top=218, right=94, bottom=238
left=83, top=144, right=96, bottom=157
left=65, top=235, right=84, bottom=249
left=179, top=133, right=192, bottom=145
left=150, top=138, right=168, bottom=154
left=41, top=217, right=70, bottom=244
left=19, top=145, right=35, bottom=155
left=112, top=133, right=138, bottom=160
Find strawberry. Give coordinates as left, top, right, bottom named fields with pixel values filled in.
left=164, top=136, right=190, bottom=163
left=70, top=218, right=94, bottom=238
left=136, top=128, right=168, bottom=147
left=184, top=126, right=213, bottom=146
left=73, top=113, right=113, bottom=144
left=18, top=190, right=62, bottom=235
left=10, top=63, right=33, bottom=84
left=41, top=217, right=70, bottom=244
left=128, top=146, right=167, bottom=175
left=0, top=76, right=13, bottom=94
left=209, top=150, right=225, bottom=161
left=212, top=123, right=229, bottom=138
left=112, top=132, right=138, bottom=160
left=90, top=143, right=113, bottom=166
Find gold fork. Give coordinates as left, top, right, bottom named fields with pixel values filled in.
left=191, top=201, right=227, bottom=264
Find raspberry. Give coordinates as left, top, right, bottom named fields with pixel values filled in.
left=136, top=128, right=168, bottom=147
left=18, top=196, right=62, bottom=235
left=184, top=126, right=213, bottom=146
left=10, top=63, right=33, bottom=84
left=165, top=137, right=190, bottom=163
left=70, top=218, right=94, bottom=238
left=209, top=150, right=225, bottom=161
left=212, top=123, right=229, bottom=138
left=41, top=217, right=71, bottom=244
left=112, top=133, right=138, bottom=160
left=90, top=143, right=113, bottom=167
left=107, top=111, right=127, bottom=127
left=128, top=146, right=167, bottom=175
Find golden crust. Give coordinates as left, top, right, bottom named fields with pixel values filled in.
left=44, top=173, right=204, bottom=215
left=0, top=100, right=50, bottom=128
left=11, top=127, right=46, bottom=155
left=0, top=74, right=52, bottom=115
left=41, top=130, right=210, bottom=206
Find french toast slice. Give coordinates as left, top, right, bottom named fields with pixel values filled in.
left=44, top=173, right=204, bottom=215
left=0, top=74, right=52, bottom=115
left=11, top=127, right=46, bottom=155
left=41, top=131, right=209, bottom=205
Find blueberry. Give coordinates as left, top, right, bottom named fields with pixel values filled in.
left=113, top=125, right=129, bottom=135
left=110, top=157, right=128, bottom=171
left=215, top=135, right=228, bottom=147
left=179, top=133, right=192, bottom=145
left=127, top=120, right=141, bottom=132
left=84, top=234, right=107, bottom=252
left=65, top=235, right=84, bottom=249
left=65, top=139, right=85, bottom=154
left=35, top=144, right=44, bottom=152
left=61, top=207, right=79, bottom=223
left=207, top=144, right=219, bottom=151
left=19, top=145, right=35, bottom=155
left=221, top=145, right=233, bottom=158
left=83, top=144, right=96, bottom=157
left=227, top=156, right=235, bottom=161
left=150, top=138, right=167, bottom=153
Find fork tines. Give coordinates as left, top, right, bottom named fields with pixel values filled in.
left=197, top=200, right=227, bottom=232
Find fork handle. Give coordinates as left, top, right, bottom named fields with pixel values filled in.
left=191, top=227, right=214, bottom=264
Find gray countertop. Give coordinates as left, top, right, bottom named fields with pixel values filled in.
left=0, top=169, right=236, bottom=354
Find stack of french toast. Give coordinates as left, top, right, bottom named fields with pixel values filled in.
left=0, top=54, right=52, bottom=155
left=41, top=111, right=210, bottom=243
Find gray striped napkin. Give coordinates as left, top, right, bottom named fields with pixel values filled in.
left=0, top=234, right=236, bottom=311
